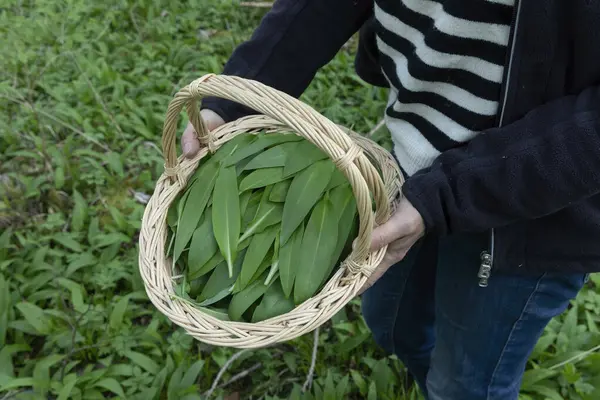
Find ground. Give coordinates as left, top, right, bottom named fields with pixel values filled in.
left=1, top=1, right=600, bottom=399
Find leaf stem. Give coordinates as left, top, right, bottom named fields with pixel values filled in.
left=264, top=261, right=279, bottom=286
left=548, top=343, right=600, bottom=370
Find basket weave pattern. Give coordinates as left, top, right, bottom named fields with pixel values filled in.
left=138, top=74, right=403, bottom=348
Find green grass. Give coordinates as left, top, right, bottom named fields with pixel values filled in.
left=1, top=1, right=599, bottom=399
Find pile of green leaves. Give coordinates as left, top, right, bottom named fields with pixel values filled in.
left=167, top=132, right=359, bottom=323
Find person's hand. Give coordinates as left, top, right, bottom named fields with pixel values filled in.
left=359, top=196, right=425, bottom=294
left=181, top=109, right=226, bottom=158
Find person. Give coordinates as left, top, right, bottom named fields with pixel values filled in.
left=179, top=1, right=600, bottom=399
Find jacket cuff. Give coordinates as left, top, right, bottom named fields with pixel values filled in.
left=401, top=169, right=449, bottom=236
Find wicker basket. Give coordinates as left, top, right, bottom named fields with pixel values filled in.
left=138, top=74, right=403, bottom=349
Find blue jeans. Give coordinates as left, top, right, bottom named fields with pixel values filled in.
left=362, top=232, right=587, bottom=400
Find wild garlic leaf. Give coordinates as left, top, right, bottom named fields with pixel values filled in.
left=269, top=179, right=292, bottom=203
left=283, top=140, right=329, bottom=177
left=199, top=248, right=246, bottom=302
left=242, top=142, right=297, bottom=170
left=186, top=134, right=254, bottom=185
left=70, top=189, right=87, bottom=232
left=328, top=184, right=355, bottom=222
left=241, top=191, right=263, bottom=231
left=212, top=165, right=241, bottom=278
left=228, top=271, right=270, bottom=321
left=197, top=285, right=232, bottom=307
left=279, top=223, right=304, bottom=299
left=188, top=274, right=210, bottom=299
left=187, top=207, right=217, bottom=275
left=239, top=202, right=283, bottom=244
left=252, top=282, right=295, bottom=323
left=224, top=133, right=302, bottom=166
left=238, top=167, right=285, bottom=192
left=198, top=307, right=231, bottom=321
left=264, top=232, right=280, bottom=286
left=173, top=161, right=219, bottom=263
left=238, top=225, right=278, bottom=291
left=212, top=134, right=256, bottom=164
left=280, top=160, right=335, bottom=245
left=327, top=185, right=358, bottom=277
left=249, top=251, right=275, bottom=286
left=324, top=168, right=348, bottom=191
left=293, top=196, right=338, bottom=304
left=189, top=237, right=251, bottom=280
left=239, top=190, right=252, bottom=217
left=167, top=194, right=181, bottom=229
left=188, top=251, right=223, bottom=281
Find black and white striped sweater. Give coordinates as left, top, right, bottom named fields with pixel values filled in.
left=374, top=0, right=515, bottom=175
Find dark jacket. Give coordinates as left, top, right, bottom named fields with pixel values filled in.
left=201, top=0, right=600, bottom=278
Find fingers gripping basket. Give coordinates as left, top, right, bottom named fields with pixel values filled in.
left=138, top=74, right=403, bottom=349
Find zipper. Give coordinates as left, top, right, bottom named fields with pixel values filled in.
left=478, top=0, right=522, bottom=288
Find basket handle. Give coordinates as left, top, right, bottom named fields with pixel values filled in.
left=161, top=74, right=392, bottom=273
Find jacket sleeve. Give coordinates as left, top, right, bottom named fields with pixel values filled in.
left=201, top=0, right=373, bottom=122
left=402, top=84, right=600, bottom=235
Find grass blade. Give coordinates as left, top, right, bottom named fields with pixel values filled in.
left=173, top=161, right=219, bottom=263
left=252, top=282, right=295, bottom=322
left=212, top=165, right=241, bottom=277
left=279, top=223, right=304, bottom=298
left=280, top=160, right=335, bottom=244
left=238, top=167, right=285, bottom=192
left=293, top=196, right=338, bottom=304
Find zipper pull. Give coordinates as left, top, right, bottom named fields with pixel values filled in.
left=478, top=251, right=492, bottom=287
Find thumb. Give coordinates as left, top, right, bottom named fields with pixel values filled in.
left=370, top=212, right=403, bottom=251
left=370, top=223, right=396, bottom=252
